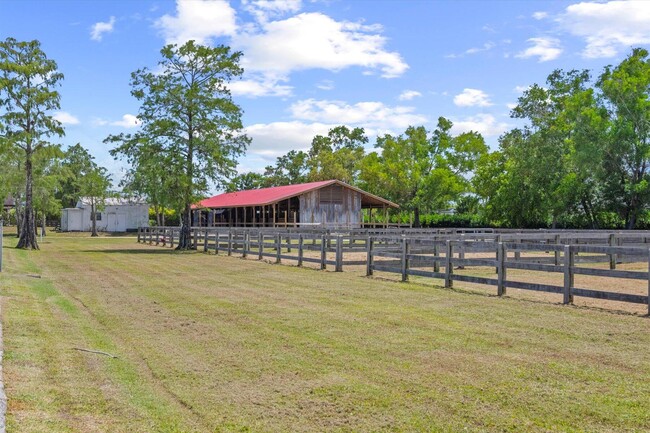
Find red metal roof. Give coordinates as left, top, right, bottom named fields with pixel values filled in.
left=195, top=180, right=335, bottom=209
left=194, top=180, right=398, bottom=209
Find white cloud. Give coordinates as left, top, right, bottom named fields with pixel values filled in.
left=53, top=111, right=80, bottom=125
left=111, top=114, right=141, bottom=128
left=243, top=0, right=302, bottom=23
left=516, top=37, right=562, bottom=62
left=90, top=16, right=116, bottom=41
left=234, top=12, right=408, bottom=78
left=155, top=0, right=237, bottom=45
left=453, top=88, right=493, bottom=107
left=559, top=1, right=650, bottom=58
left=245, top=121, right=331, bottom=158
left=446, top=41, right=495, bottom=58
left=290, top=99, right=427, bottom=129
left=506, top=102, right=518, bottom=110
left=398, top=90, right=422, bottom=101
left=532, top=11, right=548, bottom=20
left=229, top=75, right=293, bottom=97
left=316, top=80, right=334, bottom=91
left=450, top=114, right=510, bottom=137
left=513, top=85, right=529, bottom=93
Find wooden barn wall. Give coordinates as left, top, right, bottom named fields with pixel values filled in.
left=299, top=185, right=362, bottom=227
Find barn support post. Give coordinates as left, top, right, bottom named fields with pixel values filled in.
left=366, top=237, right=374, bottom=276
left=444, top=240, right=453, bottom=288
left=273, top=204, right=277, bottom=228
left=335, top=235, right=343, bottom=272
left=383, top=205, right=387, bottom=228
left=563, top=245, right=574, bottom=304
left=298, top=234, right=304, bottom=267
left=497, top=242, right=506, bottom=296
left=320, top=234, right=327, bottom=270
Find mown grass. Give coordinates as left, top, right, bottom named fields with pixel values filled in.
left=1, top=231, right=649, bottom=432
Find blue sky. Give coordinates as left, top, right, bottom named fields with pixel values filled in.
left=2, top=0, right=649, bottom=191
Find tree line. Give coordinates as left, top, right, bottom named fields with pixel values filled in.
left=230, top=48, right=650, bottom=230
left=2, top=36, right=650, bottom=251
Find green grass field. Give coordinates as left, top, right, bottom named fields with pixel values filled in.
left=1, top=232, right=649, bottom=432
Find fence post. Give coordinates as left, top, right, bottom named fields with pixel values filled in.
left=366, top=237, right=374, bottom=276
left=335, top=235, right=343, bottom=272
left=647, top=248, right=650, bottom=316
left=444, top=240, right=453, bottom=288
left=241, top=231, right=250, bottom=259
left=148, top=228, right=153, bottom=245
left=276, top=233, right=282, bottom=263
left=401, top=237, right=409, bottom=282
left=609, top=234, right=617, bottom=270
left=137, top=227, right=141, bottom=243
left=258, top=233, right=264, bottom=260
left=170, top=229, right=175, bottom=249
left=554, top=234, right=561, bottom=266
left=286, top=234, right=292, bottom=253
left=0, top=222, right=3, bottom=272
left=497, top=242, right=506, bottom=296
left=227, top=231, right=233, bottom=256
left=457, top=234, right=465, bottom=270
left=433, top=242, right=440, bottom=273
left=320, top=234, right=327, bottom=270
left=563, top=245, right=574, bottom=304
left=203, top=230, right=209, bottom=252
left=297, top=234, right=304, bottom=267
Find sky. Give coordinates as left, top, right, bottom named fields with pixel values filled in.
left=2, top=0, right=650, bottom=192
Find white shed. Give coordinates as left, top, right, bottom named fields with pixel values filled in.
left=61, top=198, right=149, bottom=232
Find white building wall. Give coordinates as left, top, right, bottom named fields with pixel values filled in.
left=61, top=201, right=149, bottom=232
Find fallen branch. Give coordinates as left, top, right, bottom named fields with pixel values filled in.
left=72, top=347, right=119, bottom=359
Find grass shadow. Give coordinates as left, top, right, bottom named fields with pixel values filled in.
left=79, top=248, right=193, bottom=255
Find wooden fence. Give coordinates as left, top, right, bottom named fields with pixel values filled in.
left=138, top=226, right=650, bottom=314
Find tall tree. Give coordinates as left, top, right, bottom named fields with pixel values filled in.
left=263, top=150, right=309, bottom=186
left=308, top=126, right=367, bottom=183
left=58, top=143, right=97, bottom=208
left=360, top=119, right=487, bottom=226
left=108, top=41, right=250, bottom=249
left=0, top=38, right=64, bottom=249
left=79, top=166, right=112, bottom=237
left=598, top=48, right=650, bottom=229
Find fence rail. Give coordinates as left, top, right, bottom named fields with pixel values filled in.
left=138, top=226, right=650, bottom=314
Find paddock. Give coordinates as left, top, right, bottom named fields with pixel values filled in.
left=140, top=226, right=650, bottom=315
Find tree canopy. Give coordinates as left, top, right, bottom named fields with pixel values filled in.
left=108, top=40, right=250, bottom=248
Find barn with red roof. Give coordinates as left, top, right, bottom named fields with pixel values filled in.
left=192, top=179, right=398, bottom=228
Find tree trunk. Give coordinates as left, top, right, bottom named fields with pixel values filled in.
left=42, top=213, right=46, bottom=237
left=17, top=153, right=39, bottom=249
left=91, top=200, right=98, bottom=237
left=413, top=207, right=421, bottom=228
left=176, top=204, right=193, bottom=250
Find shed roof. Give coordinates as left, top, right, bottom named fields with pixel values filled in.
left=195, top=180, right=398, bottom=209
